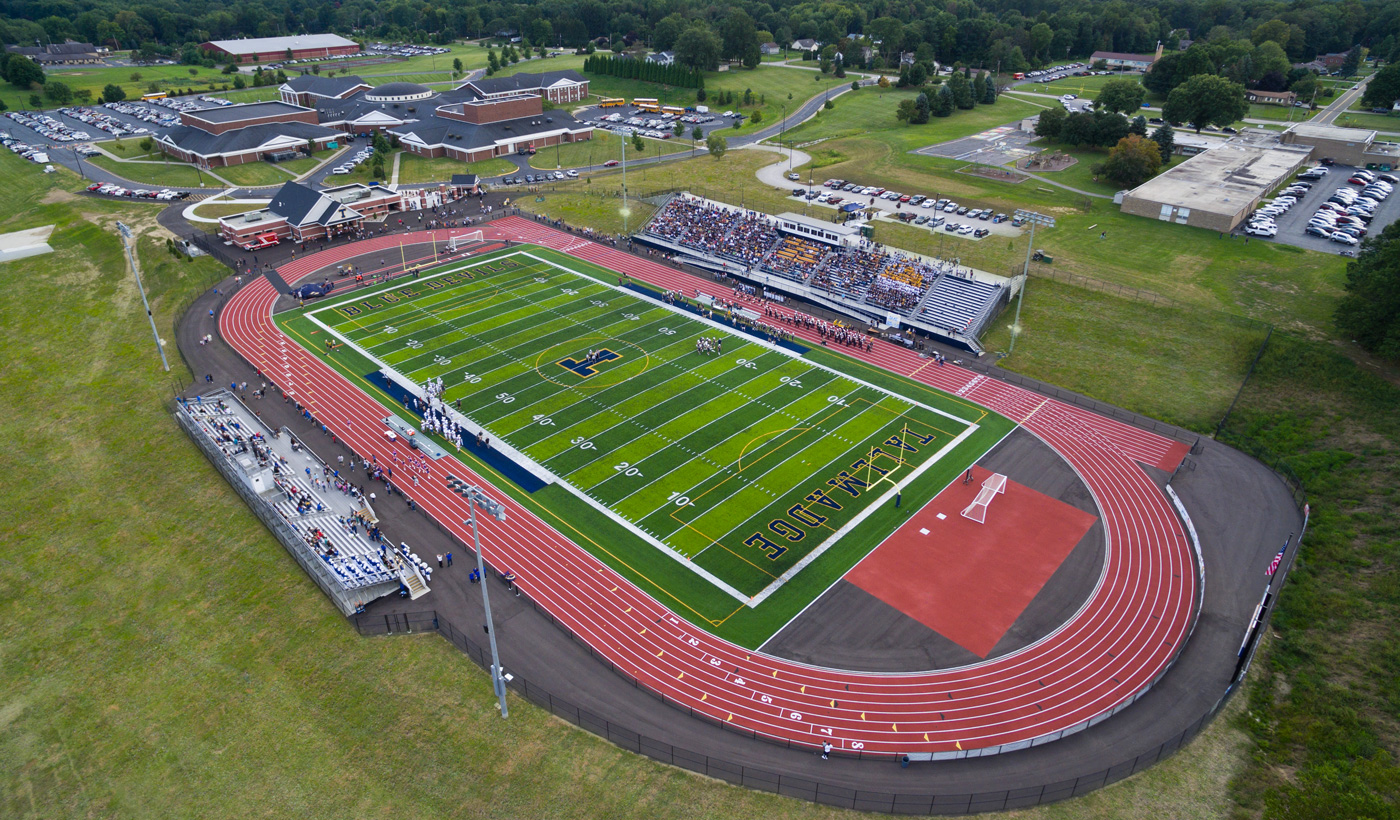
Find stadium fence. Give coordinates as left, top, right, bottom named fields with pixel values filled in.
left=353, top=607, right=1245, bottom=814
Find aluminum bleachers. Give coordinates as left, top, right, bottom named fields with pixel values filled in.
left=919, top=275, right=1003, bottom=335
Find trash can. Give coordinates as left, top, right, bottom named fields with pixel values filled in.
left=900, top=755, right=911, bottom=768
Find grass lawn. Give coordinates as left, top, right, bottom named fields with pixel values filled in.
left=1245, top=103, right=1315, bottom=122
left=579, top=62, right=851, bottom=139
left=6, top=63, right=233, bottom=112
left=980, top=275, right=1270, bottom=430
left=1333, top=111, right=1400, bottom=132
left=189, top=201, right=259, bottom=219
left=1036, top=74, right=1142, bottom=97
left=530, top=130, right=695, bottom=170
left=777, top=87, right=1042, bottom=148
left=85, top=154, right=211, bottom=188
left=396, top=153, right=515, bottom=183
left=101, top=140, right=163, bottom=160
left=219, top=86, right=281, bottom=104
left=215, top=161, right=299, bottom=188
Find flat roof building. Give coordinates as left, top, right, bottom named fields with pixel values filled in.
left=202, top=34, right=359, bottom=63
left=1120, top=142, right=1312, bottom=232
left=157, top=101, right=339, bottom=167
left=1281, top=123, right=1400, bottom=167
left=775, top=212, right=862, bottom=246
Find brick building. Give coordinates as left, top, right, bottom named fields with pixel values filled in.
left=457, top=70, right=590, bottom=104
left=219, top=181, right=402, bottom=247
left=156, top=101, right=341, bottom=167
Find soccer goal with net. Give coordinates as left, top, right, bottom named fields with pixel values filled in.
left=961, top=473, right=1007, bottom=524
left=446, top=230, right=485, bottom=252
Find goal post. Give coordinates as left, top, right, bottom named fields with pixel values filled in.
left=446, top=230, right=484, bottom=252
left=960, top=473, right=1007, bottom=524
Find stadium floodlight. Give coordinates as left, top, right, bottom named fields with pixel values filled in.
left=1007, top=209, right=1056, bottom=358
left=445, top=474, right=511, bottom=717
left=115, top=221, right=170, bottom=373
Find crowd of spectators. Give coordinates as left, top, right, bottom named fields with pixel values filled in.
left=762, top=236, right=828, bottom=281
left=643, top=196, right=1004, bottom=337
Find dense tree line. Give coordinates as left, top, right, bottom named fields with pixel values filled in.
left=583, top=54, right=704, bottom=88
left=1, top=0, right=1396, bottom=77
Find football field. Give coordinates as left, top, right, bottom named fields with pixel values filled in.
left=282, top=246, right=1014, bottom=642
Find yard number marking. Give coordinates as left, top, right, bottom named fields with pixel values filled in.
left=614, top=462, right=644, bottom=477
left=495, top=392, right=515, bottom=404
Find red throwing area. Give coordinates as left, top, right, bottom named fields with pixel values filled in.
left=846, top=467, right=1097, bottom=658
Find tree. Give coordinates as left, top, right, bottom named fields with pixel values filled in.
left=5, top=57, right=45, bottom=89
left=631, top=132, right=645, bottom=154
left=1361, top=63, right=1400, bottom=109
left=1340, top=45, right=1361, bottom=78
left=1095, top=78, right=1146, bottom=114
left=1150, top=123, right=1175, bottom=164
left=720, top=11, right=758, bottom=62
left=706, top=131, right=727, bottom=159
left=673, top=121, right=684, bottom=138
left=981, top=73, right=996, bottom=104
left=1035, top=105, right=1066, bottom=139
left=129, top=72, right=142, bottom=83
left=851, top=81, right=859, bottom=92
left=947, top=71, right=974, bottom=109
left=878, top=75, right=890, bottom=89
left=913, top=92, right=930, bottom=124
left=1129, top=115, right=1148, bottom=137
left=932, top=84, right=954, bottom=117
left=232, top=74, right=246, bottom=89
left=1102, top=134, right=1162, bottom=188
left=1335, top=221, right=1400, bottom=359
left=691, top=126, right=702, bottom=141
left=1163, top=74, right=1248, bottom=132
left=743, top=42, right=761, bottom=69
left=453, top=58, right=463, bottom=74
left=1028, top=23, right=1053, bottom=61
left=896, top=98, right=918, bottom=122
left=675, top=27, right=721, bottom=71
left=972, top=73, right=986, bottom=104
left=1290, top=72, right=1319, bottom=106
left=1252, top=20, right=1292, bottom=48
left=44, top=80, right=72, bottom=104
left=1251, top=41, right=1291, bottom=83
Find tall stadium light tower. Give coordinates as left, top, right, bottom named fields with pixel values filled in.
left=446, top=475, right=511, bottom=718
left=116, top=221, right=170, bottom=372
left=1007, top=209, right=1055, bottom=358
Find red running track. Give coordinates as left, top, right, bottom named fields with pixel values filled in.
left=219, top=221, right=1197, bottom=756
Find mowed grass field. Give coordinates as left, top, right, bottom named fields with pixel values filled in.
left=277, top=247, right=1010, bottom=641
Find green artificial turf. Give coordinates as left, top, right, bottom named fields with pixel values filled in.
left=275, top=246, right=1012, bottom=645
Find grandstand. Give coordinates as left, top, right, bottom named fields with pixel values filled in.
left=638, top=195, right=1010, bottom=351
left=177, top=392, right=426, bottom=611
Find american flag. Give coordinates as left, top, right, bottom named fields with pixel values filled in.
left=1267, top=546, right=1286, bottom=576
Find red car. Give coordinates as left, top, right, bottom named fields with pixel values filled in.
left=603, top=159, right=619, bottom=167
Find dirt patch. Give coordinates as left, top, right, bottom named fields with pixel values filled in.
left=41, top=188, right=81, bottom=205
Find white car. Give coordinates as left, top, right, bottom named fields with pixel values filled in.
left=331, top=166, right=351, bottom=175
left=957, top=224, right=975, bottom=235
left=566, top=169, right=579, bottom=178
left=1329, top=232, right=1359, bottom=245
left=1244, top=223, right=1277, bottom=237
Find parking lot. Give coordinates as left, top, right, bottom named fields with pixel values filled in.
left=577, top=103, right=741, bottom=142
left=0, top=95, right=231, bottom=156
left=913, top=126, right=1039, bottom=166
left=784, top=178, right=1026, bottom=243
left=1243, top=163, right=1399, bottom=254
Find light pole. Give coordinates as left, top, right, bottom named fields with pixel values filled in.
left=116, top=221, right=170, bottom=372
left=1006, top=209, right=1055, bottom=357
left=620, top=135, right=629, bottom=234
left=445, top=475, right=511, bottom=718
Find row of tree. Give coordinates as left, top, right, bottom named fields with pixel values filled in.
left=895, top=69, right=997, bottom=124
left=583, top=54, right=705, bottom=88
left=2, top=0, right=1396, bottom=79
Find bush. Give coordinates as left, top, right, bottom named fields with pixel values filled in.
left=749, top=109, right=763, bottom=124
